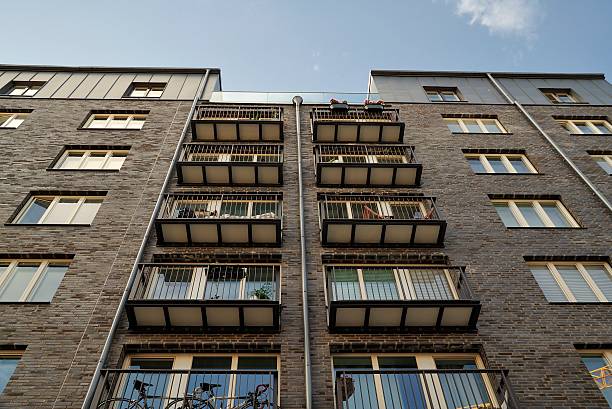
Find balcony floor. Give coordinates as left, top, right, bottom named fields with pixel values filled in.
left=156, top=219, right=282, bottom=246
left=192, top=120, right=283, bottom=142
left=177, top=162, right=282, bottom=186
left=317, top=163, right=422, bottom=187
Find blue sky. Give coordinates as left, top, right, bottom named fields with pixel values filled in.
left=3, top=0, right=610, bottom=91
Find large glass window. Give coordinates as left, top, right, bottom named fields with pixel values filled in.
left=0, top=112, right=29, bottom=128
left=3, top=82, right=44, bottom=97
left=580, top=352, right=612, bottom=407
left=591, top=154, right=612, bottom=175
left=425, top=88, right=462, bottom=102
left=465, top=153, right=537, bottom=174
left=0, top=353, right=21, bottom=394
left=444, top=117, right=507, bottom=134
left=83, top=113, right=146, bottom=130
left=529, top=262, right=612, bottom=303
left=0, top=260, right=70, bottom=302
left=492, top=200, right=579, bottom=228
left=541, top=89, right=579, bottom=104
left=127, top=83, right=166, bottom=98
left=559, top=119, right=612, bottom=135
left=15, top=195, right=104, bottom=225
left=54, top=149, right=128, bottom=170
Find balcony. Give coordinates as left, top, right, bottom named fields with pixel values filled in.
left=310, top=107, right=404, bottom=143
left=155, top=193, right=282, bottom=246
left=126, top=263, right=280, bottom=330
left=315, top=145, right=422, bottom=187
left=319, top=194, right=446, bottom=247
left=334, top=369, right=519, bottom=409
left=191, top=105, right=283, bottom=142
left=325, top=266, right=480, bottom=331
left=92, top=369, right=279, bottom=409
left=177, top=144, right=283, bottom=186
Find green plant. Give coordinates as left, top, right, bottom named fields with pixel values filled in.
left=250, top=283, right=273, bottom=300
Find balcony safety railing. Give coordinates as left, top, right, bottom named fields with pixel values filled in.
left=320, top=194, right=440, bottom=221
left=93, top=369, right=279, bottom=409
left=334, top=369, right=519, bottom=409
left=191, top=105, right=283, bottom=142
left=312, top=107, right=400, bottom=122
left=159, top=194, right=282, bottom=221
left=316, top=144, right=416, bottom=164
left=180, top=144, right=283, bottom=163
left=194, top=105, right=282, bottom=121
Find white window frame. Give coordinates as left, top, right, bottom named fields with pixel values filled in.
left=55, top=149, right=129, bottom=170
left=0, top=260, right=70, bottom=302
left=0, top=112, right=28, bottom=128
left=543, top=91, right=577, bottom=104
left=590, top=154, right=612, bottom=174
left=128, top=83, right=166, bottom=98
left=444, top=118, right=507, bottom=134
left=529, top=262, right=612, bottom=302
left=465, top=153, right=537, bottom=174
left=5, top=83, right=42, bottom=97
left=492, top=199, right=579, bottom=228
left=15, top=195, right=103, bottom=225
left=559, top=119, right=612, bottom=135
left=426, top=90, right=461, bottom=102
left=83, top=113, right=146, bottom=130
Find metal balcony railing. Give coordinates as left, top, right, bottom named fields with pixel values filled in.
left=316, top=145, right=417, bottom=164
left=334, top=369, right=519, bottom=409
left=159, top=194, right=282, bottom=221
left=326, top=266, right=473, bottom=302
left=93, top=369, right=278, bottom=409
left=320, top=194, right=441, bottom=221
left=130, top=264, right=280, bottom=302
left=194, top=105, right=282, bottom=121
left=180, top=144, right=283, bottom=163
left=312, top=107, right=400, bottom=122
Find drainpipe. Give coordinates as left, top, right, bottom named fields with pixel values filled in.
left=292, top=95, right=312, bottom=409
left=80, top=69, right=211, bottom=409
left=486, top=73, right=612, bottom=212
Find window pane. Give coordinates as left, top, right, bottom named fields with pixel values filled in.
left=427, top=92, right=442, bottom=102
left=493, top=203, right=519, bottom=227
left=0, top=263, right=39, bottom=301
left=328, top=268, right=361, bottom=301
left=594, top=158, right=612, bottom=174
left=0, top=114, right=12, bottom=126
left=106, top=154, right=127, bottom=170
left=556, top=266, right=598, bottom=302
left=516, top=203, right=545, bottom=227
left=441, top=93, right=459, bottom=102
left=446, top=120, right=463, bottom=133
left=28, top=264, right=68, bottom=302
left=59, top=152, right=85, bottom=169
left=362, top=268, right=399, bottom=300
left=509, top=157, right=532, bottom=173
left=127, top=117, right=146, bottom=129
left=463, top=119, right=482, bottom=133
left=81, top=153, right=107, bottom=169
left=7, top=115, right=25, bottom=128
left=585, top=265, right=612, bottom=301
left=482, top=120, right=502, bottom=133
left=557, top=95, right=573, bottom=103
left=581, top=355, right=612, bottom=407
left=541, top=203, right=571, bottom=227
left=108, top=116, right=128, bottom=129
left=123, top=358, right=173, bottom=409
left=530, top=266, right=567, bottom=302
left=408, top=268, right=453, bottom=300
left=18, top=198, right=52, bottom=224
left=44, top=198, right=79, bottom=224
left=88, top=116, right=108, bottom=128
left=130, top=88, right=148, bottom=97
left=148, top=89, right=163, bottom=98
left=0, top=357, right=20, bottom=393
left=467, top=158, right=486, bottom=173
left=487, top=158, right=507, bottom=173
left=71, top=199, right=102, bottom=224
left=8, top=86, right=26, bottom=96
left=576, top=123, right=594, bottom=134
left=436, top=359, right=492, bottom=409
left=334, top=357, right=377, bottom=409
left=593, top=123, right=610, bottom=134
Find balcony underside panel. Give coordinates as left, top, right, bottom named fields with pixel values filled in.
left=317, top=164, right=421, bottom=187
left=313, top=122, right=404, bottom=143
left=192, top=120, right=282, bottom=142
left=322, top=221, right=446, bottom=247
left=178, top=163, right=282, bottom=185
left=156, top=220, right=281, bottom=246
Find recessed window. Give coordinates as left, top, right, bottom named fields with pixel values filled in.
left=83, top=113, right=146, bottom=130
left=492, top=199, right=579, bottom=228
left=2, top=81, right=44, bottom=97
left=0, top=351, right=21, bottom=393
left=590, top=154, right=612, bottom=175
left=529, top=262, right=612, bottom=303
left=54, top=149, right=129, bottom=170
left=579, top=350, right=612, bottom=406
left=425, top=87, right=462, bottom=102
left=445, top=117, right=507, bottom=134
left=558, top=119, right=612, bottom=135
left=0, top=260, right=70, bottom=302
left=0, top=112, right=29, bottom=128
left=15, top=194, right=104, bottom=225
left=126, top=82, right=166, bottom=98
left=465, top=153, right=537, bottom=174
left=540, top=89, right=580, bottom=104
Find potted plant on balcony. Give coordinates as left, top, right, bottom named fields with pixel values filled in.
left=249, top=283, right=273, bottom=300
left=364, top=99, right=384, bottom=112
left=329, top=98, right=349, bottom=111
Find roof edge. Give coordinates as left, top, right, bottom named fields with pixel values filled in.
left=370, top=69, right=605, bottom=80
left=0, top=64, right=220, bottom=74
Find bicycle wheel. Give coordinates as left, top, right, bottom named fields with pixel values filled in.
left=96, top=398, right=145, bottom=409
left=164, top=397, right=215, bottom=409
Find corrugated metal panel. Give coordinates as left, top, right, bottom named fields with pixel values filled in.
left=177, top=74, right=203, bottom=100
left=50, top=73, right=87, bottom=98
left=31, top=72, right=56, bottom=82
left=13, top=72, right=36, bottom=81
left=0, top=71, right=19, bottom=91
left=87, top=73, right=121, bottom=99
left=70, top=73, right=104, bottom=98
left=105, top=73, right=137, bottom=99
left=161, top=74, right=187, bottom=100
left=34, top=72, right=71, bottom=98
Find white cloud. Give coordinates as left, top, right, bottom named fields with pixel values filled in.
left=453, top=0, right=539, bottom=38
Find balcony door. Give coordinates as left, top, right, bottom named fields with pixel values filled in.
left=144, top=265, right=206, bottom=300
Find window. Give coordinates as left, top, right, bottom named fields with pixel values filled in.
left=15, top=195, right=104, bottom=225
left=558, top=119, right=612, bottom=135
left=445, top=117, right=507, bottom=134
left=465, top=153, right=537, bottom=174
left=0, top=112, right=29, bottom=128
left=83, top=113, right=146, bottom=130
left=0, top=351, right=21, bottom=394
left=590, top=154, right=612, bottom=175
left=0, top=260, right=70, bottom=302
left=425, top=87, right=462, bottom=102
left=54, top=149, right=129, bottom=170
left=2, top=81, right=44, bottom=97
left=530, top=262, right=612, bottom=303
left=579, top=350, right=612, bottom=406
left=540, top=89, right=580, bottom=104
left=492, top=199, right=579, bottom=228
left=127, top=83, right=166, bottom=98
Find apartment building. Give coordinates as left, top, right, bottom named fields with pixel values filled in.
left=0, top=65, right=610, bottom=409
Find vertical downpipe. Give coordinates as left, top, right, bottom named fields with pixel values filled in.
left=80, top=69, right=211, bottom=409
left=292, top=95, right=312, bottom=409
